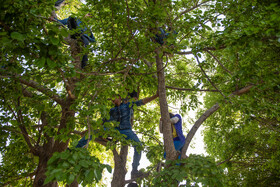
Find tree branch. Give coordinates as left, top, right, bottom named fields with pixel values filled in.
left=195, top=54, right=227, bottom=99
left=181, top=85, right=254, bottom=158
left=206, top=50, right=233, bottom=75
left=16, top=97, right=38, bottom=155
left=58, top=68, right=75, bottom=100
left=1, top=126, right=21, bottom=134
left=134, top=130, right=162, bottom=146
left=166, top=85, right=219, bottom=92
left=173, top=0, right=212, bottom=22
left=17, top=76, right=64, bottom=105
left=216, top=150, right=237, bottom=166
left=176, top=46, right=226, bottom=56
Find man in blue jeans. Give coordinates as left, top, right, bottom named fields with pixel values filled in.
left=76, top=91, right=159, bottom=178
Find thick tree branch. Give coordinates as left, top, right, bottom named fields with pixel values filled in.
left=181, top=85, right=254, bottom=158
left=16, top=98, right=38, bottom=155
left=111, top=145, right=128, bottom=187
left=18, top=77, right=64, bottom=105
left=21, top=86, right=34, bottom=98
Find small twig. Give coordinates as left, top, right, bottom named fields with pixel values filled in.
left=166, top=85, right=219, bottom=92
left=206, top=50, right=233, bottom=75
left=216, top=153, right=235, bottom=166
left=173, top=0, right=212, bottom=22
left=134, top=130, right=162, bottom=146
left=176, top=45, right=226, bottom=56
left=194, top=54, right=227, bottom=100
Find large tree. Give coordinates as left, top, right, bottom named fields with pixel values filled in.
left=1, top=0, right=279, bottom=186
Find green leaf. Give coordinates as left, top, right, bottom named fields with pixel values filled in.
left=62, top=162, right=70, bottom=168
left=79, top=160, right=89, bottom=168
left=11, top=32, right=25, bottom=41
left=67, top=174, right=75, bottom=184
left=46, top=58, right=57, bottom=69
left=105, top=165, right=112, bottom=173
left=36, top=57, right=46, bottom=68
left=60, top=29, right=69, bottom=37
left=43, top=175, right=54, bottom=185
left=94, top=169, right=102, bottom=181
left=51, top=37, right=59, bottom=45
left=86, top=170, right=95, bottom=181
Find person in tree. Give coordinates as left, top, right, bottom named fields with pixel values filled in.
left=76, top=91, right=159, bottom=178
left=51, top=13, right=96, bottom=69
left=55, top=0, right=65, bottom=8
left=160, top=113, right=186, bottom=159
left=154, top=27, right=177, bottom=46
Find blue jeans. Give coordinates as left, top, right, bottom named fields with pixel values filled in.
left=118, top=129, right=142, bottom=171
left=81, top=35, right=89, bottom=69
left=76, top=135, right=93, bottom=148
left=164, top=140, right=184, bottom=159
left=75, top=128, right=142, bottom=171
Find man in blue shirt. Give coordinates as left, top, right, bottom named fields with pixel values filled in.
left=76, top=91, right=159, bottom=178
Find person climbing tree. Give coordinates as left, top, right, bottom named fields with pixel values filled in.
left=154, top=27, right=177, bottom=46
left=76, top=91, right=159, bottom=178
left=54, top=0, right=65, bottom=8
left=160, top=113, right=186, bottom=159
left=51, top=13, right=96, bottom=69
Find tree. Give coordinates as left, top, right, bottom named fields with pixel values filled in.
left=1, top=0, right=279, bottom=186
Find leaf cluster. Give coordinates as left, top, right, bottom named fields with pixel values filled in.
left=45, top=148, right=112, bottom=186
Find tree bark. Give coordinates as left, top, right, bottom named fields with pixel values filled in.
left=34, top=149, right=57, bottom=187
left=111, top=145, right=129, bottom=187
left=155, top=49, right=177, bottom=160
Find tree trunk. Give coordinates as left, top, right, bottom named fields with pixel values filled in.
left=66, top=180, right=79, bottom=187
left=155, top=49, right=177, bottom=160
left=33, top=152, right=58, bottom=187
left=111, top=145, right=128, bottom=187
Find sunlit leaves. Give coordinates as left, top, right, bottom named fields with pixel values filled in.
left=45, top=148, right=111, bottom=186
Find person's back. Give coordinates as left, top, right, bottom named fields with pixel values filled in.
left=109, top=100, right=144, bottom=130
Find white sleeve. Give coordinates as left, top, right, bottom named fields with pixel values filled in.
left=170, top=116, right=179, bottom=124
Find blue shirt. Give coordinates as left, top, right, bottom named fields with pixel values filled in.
left=105, top=100, right=144, bottom=130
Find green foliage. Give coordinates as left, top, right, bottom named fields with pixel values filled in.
left=151, top=154, right=224, bottom=187
left=45, top=148, right=111, bottom=186
left=1, top=0, right=280, bottom=186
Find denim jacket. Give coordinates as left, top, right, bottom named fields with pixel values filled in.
left=105, top=100, right=144, bottom=129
